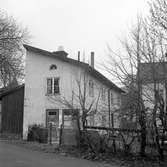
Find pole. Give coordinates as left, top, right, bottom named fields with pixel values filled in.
left=49, top=123, right=52, bottom=145
left=108, top=89, right=111, bottom=128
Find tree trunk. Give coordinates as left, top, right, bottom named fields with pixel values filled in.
left=140, top=126, right=146, bottom=156
left=139, top=109, right=146, bottom=156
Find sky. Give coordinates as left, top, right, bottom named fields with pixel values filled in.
left=1, top=0, right=149, bottom=78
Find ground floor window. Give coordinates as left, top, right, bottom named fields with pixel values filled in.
left=46, top=109, right=59, bottom=127
left=63, top=109, right=79, bottom=129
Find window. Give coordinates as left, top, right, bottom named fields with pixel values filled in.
left=47, top=77, right=60, bottom=95
left=63, top=109, right=79, bottom=128
left=89, top=80, right=94, bottom=97
left=117, top=95, right=121, bottom=106
left=47, top=78, right=52, bottom=94
left=46, top=109, right=59, bottom=127
left=101, top=88, right=106, bottom=101
left=158, top=89, right=164, bottom=98
left=63, top=109, right=72, bottom=128
left=110, top=92, right=114, bottom=105
left=50, top=64, right=57, bottom=70
left=101, top=115, right=106, bottom=126
left=90, top=114, right=95, bottom=126
left=54, top=78, right=59, bottom=94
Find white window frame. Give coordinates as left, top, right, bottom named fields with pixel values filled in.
left=46, top=77, right=60, bottom=95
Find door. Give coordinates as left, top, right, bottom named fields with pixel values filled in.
left=46, top=109, right=59, bottom=143
left=0, top=101, right=1, bottom=132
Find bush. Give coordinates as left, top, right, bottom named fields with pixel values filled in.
left=27, top=124, right=48, bottom=143
left=80, top=130, right=109, bottom=155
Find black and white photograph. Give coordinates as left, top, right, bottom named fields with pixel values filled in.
left=1, top=0, right=167, bottom=166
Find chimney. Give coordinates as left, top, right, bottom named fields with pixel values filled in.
left=91, top=51, right=94, bottom=68
left=52, top=45, right=68, bottom=58
left=78, top=51, right=80, bottom=61
left=57, top=45, right=64, bottom=51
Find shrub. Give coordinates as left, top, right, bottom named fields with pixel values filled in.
left=27, top=124, right=48, bottom=143
left=80, top=130, right=109, bottom=155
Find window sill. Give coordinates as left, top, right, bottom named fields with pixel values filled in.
left=45, top=93, right=60, bottom=96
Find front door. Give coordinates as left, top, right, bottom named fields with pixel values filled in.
left=46, top=109, right=59, bottom=143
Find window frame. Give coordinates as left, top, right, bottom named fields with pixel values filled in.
left=89, top=80, right=94, bottom=97
left=49, top=64, right=57, bottom=70
left=46, top=77, right=60, bottom=95
left=117, top=94, right=121, bottom=106
left=53, top=77, right=60, bottom=94
left=46, top=78, right=53, bottom=95
left=101, top=87, right=106, bottom=101
left=110, top=92, right=114, bottom=105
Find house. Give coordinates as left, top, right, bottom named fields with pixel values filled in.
left=0, top=44, right=124, bottom=143
left=23, top=45, right=124, bottom=139
left=139, top=62, right=167, bottom=110
left=119, top=88, right=138, bottom=130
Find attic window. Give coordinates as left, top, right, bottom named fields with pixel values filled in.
left=50, top=64, right=57, bottom=70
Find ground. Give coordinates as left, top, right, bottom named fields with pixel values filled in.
left=0, top=141, right=118, bottom=167
left=1, top=139, right=166, bottom=167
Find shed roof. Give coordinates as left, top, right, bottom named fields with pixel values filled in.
left=0, top=84, right=24, bottom=99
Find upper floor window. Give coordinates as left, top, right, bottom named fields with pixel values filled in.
left=101, top=115, right=107, bottom=126
left=89, top=80, right=94, bottom=97
left=101, top=88, right=106, bottom=101
left=117, top=94, right=121, bottom=106
left=47, top=77, right=60, bottom=95
left=158, top=89, right=164, bottom=98
left=50, top=64, right=57, bottom=70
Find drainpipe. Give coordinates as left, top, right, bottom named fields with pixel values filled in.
left=108, top=89, right=111, bottom=128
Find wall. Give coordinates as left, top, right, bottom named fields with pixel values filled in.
left=23, top=50, right=76, bottom=138
left=0, top=101, right=1, bottom=132
left=142, top=82, right=165, bottom=109
left=1, top=87, right=24, bottom=135
left=23, top=50, right=122, bottom=138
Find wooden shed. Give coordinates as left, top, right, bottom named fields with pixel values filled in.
left=0, top=85, right=24, bottom=136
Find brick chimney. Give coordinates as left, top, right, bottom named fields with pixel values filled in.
left=78, top=51, right=80, bottom=61
left=91, top=52, right=94, bottom=68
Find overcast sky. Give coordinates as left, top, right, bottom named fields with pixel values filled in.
left=1, top=0, right=149, bottom=69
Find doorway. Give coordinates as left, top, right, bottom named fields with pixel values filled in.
left=46, top=109, right=59, bottom=142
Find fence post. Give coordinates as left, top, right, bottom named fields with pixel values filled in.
left=49, top=123, right=52, bottom=145
left=59, top=124, right=63, bottom=146
left=111, top=113, right=116, bottom=152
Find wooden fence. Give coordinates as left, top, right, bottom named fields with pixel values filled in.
left=85, top=126, right=141, bottom=133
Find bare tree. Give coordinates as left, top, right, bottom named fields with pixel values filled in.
left=104, top=16, right=148, bottom=156
left=49, top=70, right=105, bottom=134
left=149, top=0, right=167, bottom=40
left=0, top=11, right=28, bottom=88
left=104, top=7, right=167, bottom=157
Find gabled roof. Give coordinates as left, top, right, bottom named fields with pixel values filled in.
left=24, top=44, right=124, bottom=93
left=139, top=62, right=167, bottom=83
left=0, top=84, right=24, bottom=99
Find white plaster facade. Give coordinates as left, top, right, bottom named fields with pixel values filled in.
left=23, top=46, right=122, bottom=138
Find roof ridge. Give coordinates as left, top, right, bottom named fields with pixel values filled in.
left=24, top=44, right=124, bottom=93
